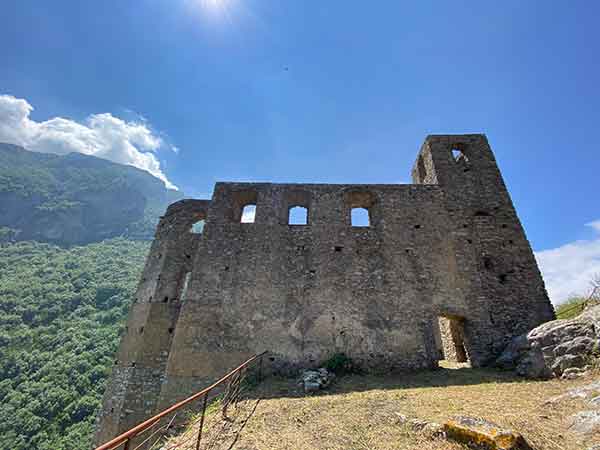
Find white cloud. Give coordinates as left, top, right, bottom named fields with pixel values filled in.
left=0, top=94, right=177, bottom=189
left=586, top=220, right=600, bottom=233
left=535, top=221, right=600, bottom=305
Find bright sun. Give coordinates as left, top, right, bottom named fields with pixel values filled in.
left=201, top=0, right=226, bottom=9
left=188, top=0, right=236, bottom=22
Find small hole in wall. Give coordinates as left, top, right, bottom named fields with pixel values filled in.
left=224, top=266, right=229, bottom=271
left=467, top=239, right=473, bottom=244
left=163, top=296, right=168, bottom=303
left=185, top=254, right=191, bottom=259
left=110, top=408, right=114, bottom=413
left=499, top=274, right=508, bottom=284
left=131, top=362, right=136, bottom=367
left=509, top=240, right=514, bottom=245
left=483, top=257, right=493, bottom=270
left=269, top=356, right=275, bottom=362
left=334, top=246, right=343, bottom=252
left=114, top=360, right=118, bottom=365
left=149, top=296, right=153, bottom=302
left=168, top=327, right=174, bottom=334
left=464, top=168, right=470, bottom=173
left=501, top=224, right=508, bottom=228
left=463, top=224, right=468, bottom=228
left=414, top=224, right=421, bottom=229
left=139, top=326, right=144, bottom=334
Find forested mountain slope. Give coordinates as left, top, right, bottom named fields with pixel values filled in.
left=0, top=144, right=184, bottom=449
left=0, top=143, right=182, bottom=245
left=0, top=239, right=149, bottom=450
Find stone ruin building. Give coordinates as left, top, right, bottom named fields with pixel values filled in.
left=95, top=134, right=555, bottom=444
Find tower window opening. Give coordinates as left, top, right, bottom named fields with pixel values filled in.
left=351, top=208, right=370, bottom=227
left=288, top=206, right=308, bottom=225
left=190, top=219, right=205, bottom=234
left=241, top=204, right=256, bottom=223
left=451, top=147, right=469, bottom=163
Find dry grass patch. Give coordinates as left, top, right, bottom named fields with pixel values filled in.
left=166, top=365, right=599, bottom=450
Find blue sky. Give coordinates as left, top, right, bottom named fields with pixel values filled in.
left=1, top=1, right=599, bottom=303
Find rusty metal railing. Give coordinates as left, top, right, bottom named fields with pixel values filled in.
left=95, top=351, right=267, bottom=450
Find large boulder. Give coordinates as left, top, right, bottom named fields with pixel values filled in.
left=496, top=304, right=600, bottom=378
left=569, top=410, right=600, bottom=435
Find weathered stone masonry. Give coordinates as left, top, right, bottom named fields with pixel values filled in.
left=95, top=134, right=554, bottom=445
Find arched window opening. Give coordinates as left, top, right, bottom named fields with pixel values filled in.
left=351, top=207, right=370, bottom=227
left=241, top=204, right=256, bottom=223
left=346, top=190, right=377, bottom=227
left=190, top=219, right=205, bottom=234
left=288, top=206, right=308, bottom=225
left=231, top=189, right=258, bottom=223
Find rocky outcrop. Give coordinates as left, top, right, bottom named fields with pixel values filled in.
left=546, top=381, right=600, bottom=437
left=443, top=417, right=533, bottom=450
left=496, top=304, right=600, bottom=378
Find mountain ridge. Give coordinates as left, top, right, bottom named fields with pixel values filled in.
left=0, top=143, right=183, bottom=245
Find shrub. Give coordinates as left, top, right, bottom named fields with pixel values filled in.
left=323, top=353, right=356, bottom=375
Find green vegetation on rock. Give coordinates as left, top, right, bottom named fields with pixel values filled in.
left=555, top=297, right=589, bottom=320
left=0, top=239, right=149, bottom=450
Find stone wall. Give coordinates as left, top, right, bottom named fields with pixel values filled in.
left=93, top=199, right=209, bottom=446
left=95, top=134, right=555, bottom=446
